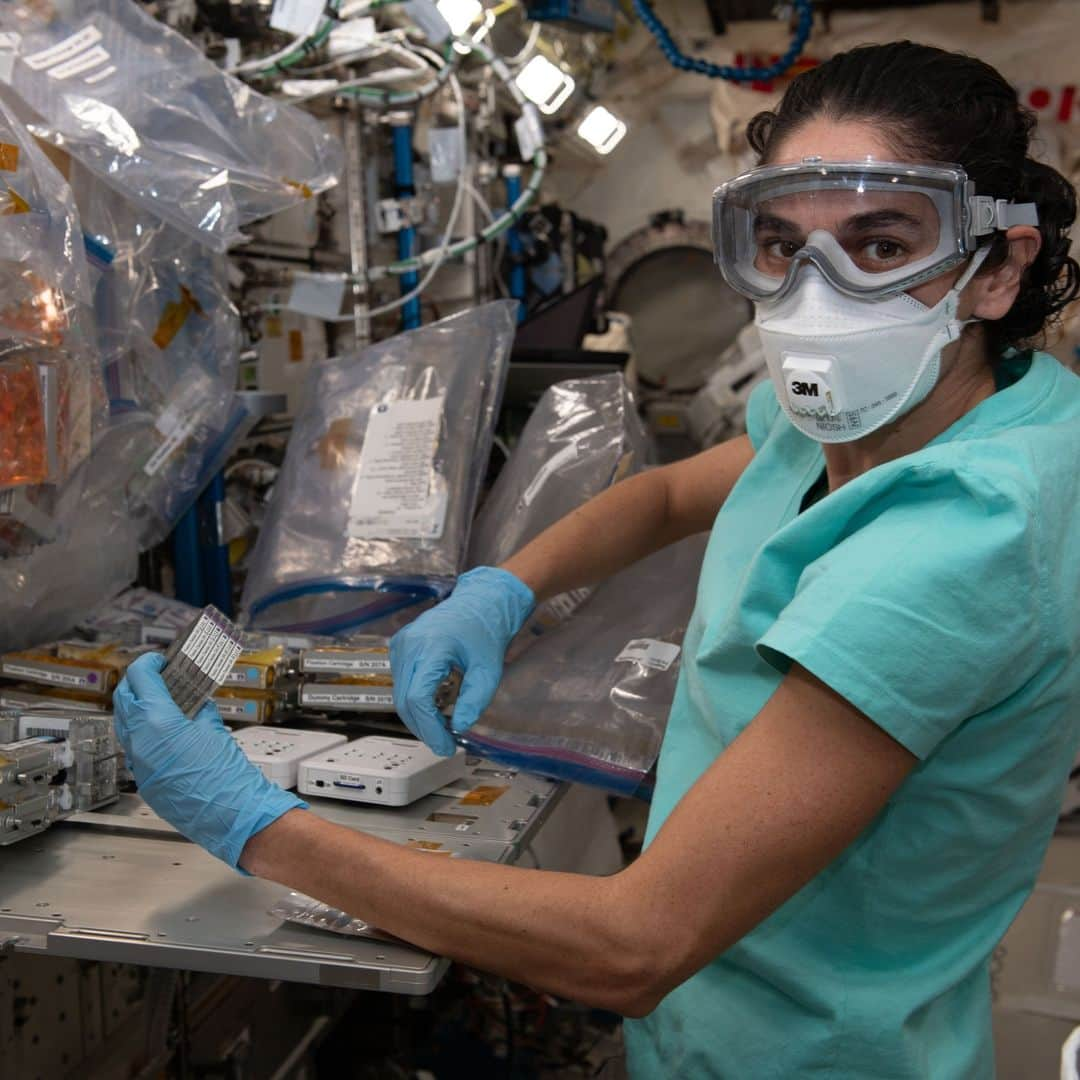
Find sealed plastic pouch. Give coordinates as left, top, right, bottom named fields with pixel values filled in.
left=468, top=374, right=653, bottom=646
left=0, top=419, right=141, bottom=652
left=464, top=534, right=708, bottom=796
left=241, top=301, right=517, bottom=633
left=0, top=0, right=343, bottom=252
left=68, top=158, right=242, bottom=419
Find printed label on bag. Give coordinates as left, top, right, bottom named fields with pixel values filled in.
left=144, top=413, right=200, bottom=477
left=615, top=638, right=681, bottom=672
left=23, top=26, right=102, bottom=71
left=348, top=396, right=447, bottom=540
left=0, top=34, right=21, bottom=85
left=47, top=44, right=109, bottom=81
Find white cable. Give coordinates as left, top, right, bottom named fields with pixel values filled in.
left=407, top=39, right=455, bottom=71
left=466, top=180, right=509, bottom=297
left=467, top=180, right=509, bottom=295
left=290, top=66, right=422, bottom=99
left=228, top=35, right=305, bottom=75
left=466, top=181, right=495, bottom=223
left=287, top=41, right=432, bottom=99
left=506, top=21, right=541, bottom=69
left=287, top=44, right=391, bottom=75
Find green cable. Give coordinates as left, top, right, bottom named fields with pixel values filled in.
left=245, top=0, right=344, bottom=77
left=340, top=42, right=457, bottom=106
left=368, top=149, right=547, bottom=279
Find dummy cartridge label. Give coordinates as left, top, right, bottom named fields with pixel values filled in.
left=300, top=687, right=395, bottom=709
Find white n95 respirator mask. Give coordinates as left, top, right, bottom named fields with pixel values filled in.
left=754, top=252, right=987, bottom=443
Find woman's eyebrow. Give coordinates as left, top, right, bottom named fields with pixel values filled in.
left=753, top=212, right=802, bottom=235
left=843, top=209, right=925, bottom=231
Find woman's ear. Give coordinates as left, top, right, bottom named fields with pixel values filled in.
left=970, top=226, right=1042, bottom=320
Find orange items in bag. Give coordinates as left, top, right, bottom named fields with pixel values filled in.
left=0, top=355, right=46, bottom=487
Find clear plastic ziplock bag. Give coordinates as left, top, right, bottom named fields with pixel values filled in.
left=114, top=383, right=252, bottom=549
left=57, top=158, right=244, bottom=546
left=241, top=301, right=518, bottom=635
left=0, top=418, right=140, bottom=652
left=0, top=0, right=343, bottom=252
left=468, top=373, right=653, bottom=648
left=464, top=533, right=709, bottom=798
left=0, top=95, right=102, bottom=498
left=69, top=158, right=241, bottom=420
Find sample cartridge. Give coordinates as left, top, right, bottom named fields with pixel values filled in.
left=0, top=641, right=136, bottom=699
left=298, top=676, right=396, bottom=713
left=212, top=689, right=278, bottom=725
left=161, top=605, right=246, bottom=718
left=220, top=646, right=284, bottom=691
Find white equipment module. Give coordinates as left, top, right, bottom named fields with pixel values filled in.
left=298, top=736, right=468, bottom=806
left=233, top=726, right=348, bottom=790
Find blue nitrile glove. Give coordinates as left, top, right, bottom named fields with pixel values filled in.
left=390, top=566, right=535, bottom=756
left=113, top=653, right=305, bottom=869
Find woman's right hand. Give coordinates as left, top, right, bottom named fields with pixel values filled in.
left=389, top=567, right=535, bottom=755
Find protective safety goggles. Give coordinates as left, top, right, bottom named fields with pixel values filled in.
left=712, top=159, right=1038, bottom=302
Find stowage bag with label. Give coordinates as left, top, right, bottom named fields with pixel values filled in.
left=240, top=301, right=517, bottom=634
left=0, top=0, right=342, bottom=252
left=464, top=533, right=708, bottom=797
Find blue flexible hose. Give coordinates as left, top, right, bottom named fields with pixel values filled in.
left=632, top=0, right=814, bottom=83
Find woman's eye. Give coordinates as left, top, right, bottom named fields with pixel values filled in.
left=764, top=239, right=801, bottom=259
left=863, top=239, right=906, bottom=261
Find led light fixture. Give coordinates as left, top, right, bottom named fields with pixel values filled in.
left=577, top=105, right=627, bottom=155
left=437, top=0, right=483, bottom=36
left=515, top=54, right=576, bottom=115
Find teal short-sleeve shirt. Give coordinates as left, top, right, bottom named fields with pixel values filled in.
left=624, top=352, right=1080, bottom=1078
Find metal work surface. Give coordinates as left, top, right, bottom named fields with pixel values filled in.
left=0, top=762, right=565, bottom=994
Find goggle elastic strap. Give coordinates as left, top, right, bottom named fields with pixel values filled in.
left=969, top=197, right=1040, bottom=237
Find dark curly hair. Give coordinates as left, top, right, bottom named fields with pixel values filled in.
left=745, top=41, right=1080, bottom=361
